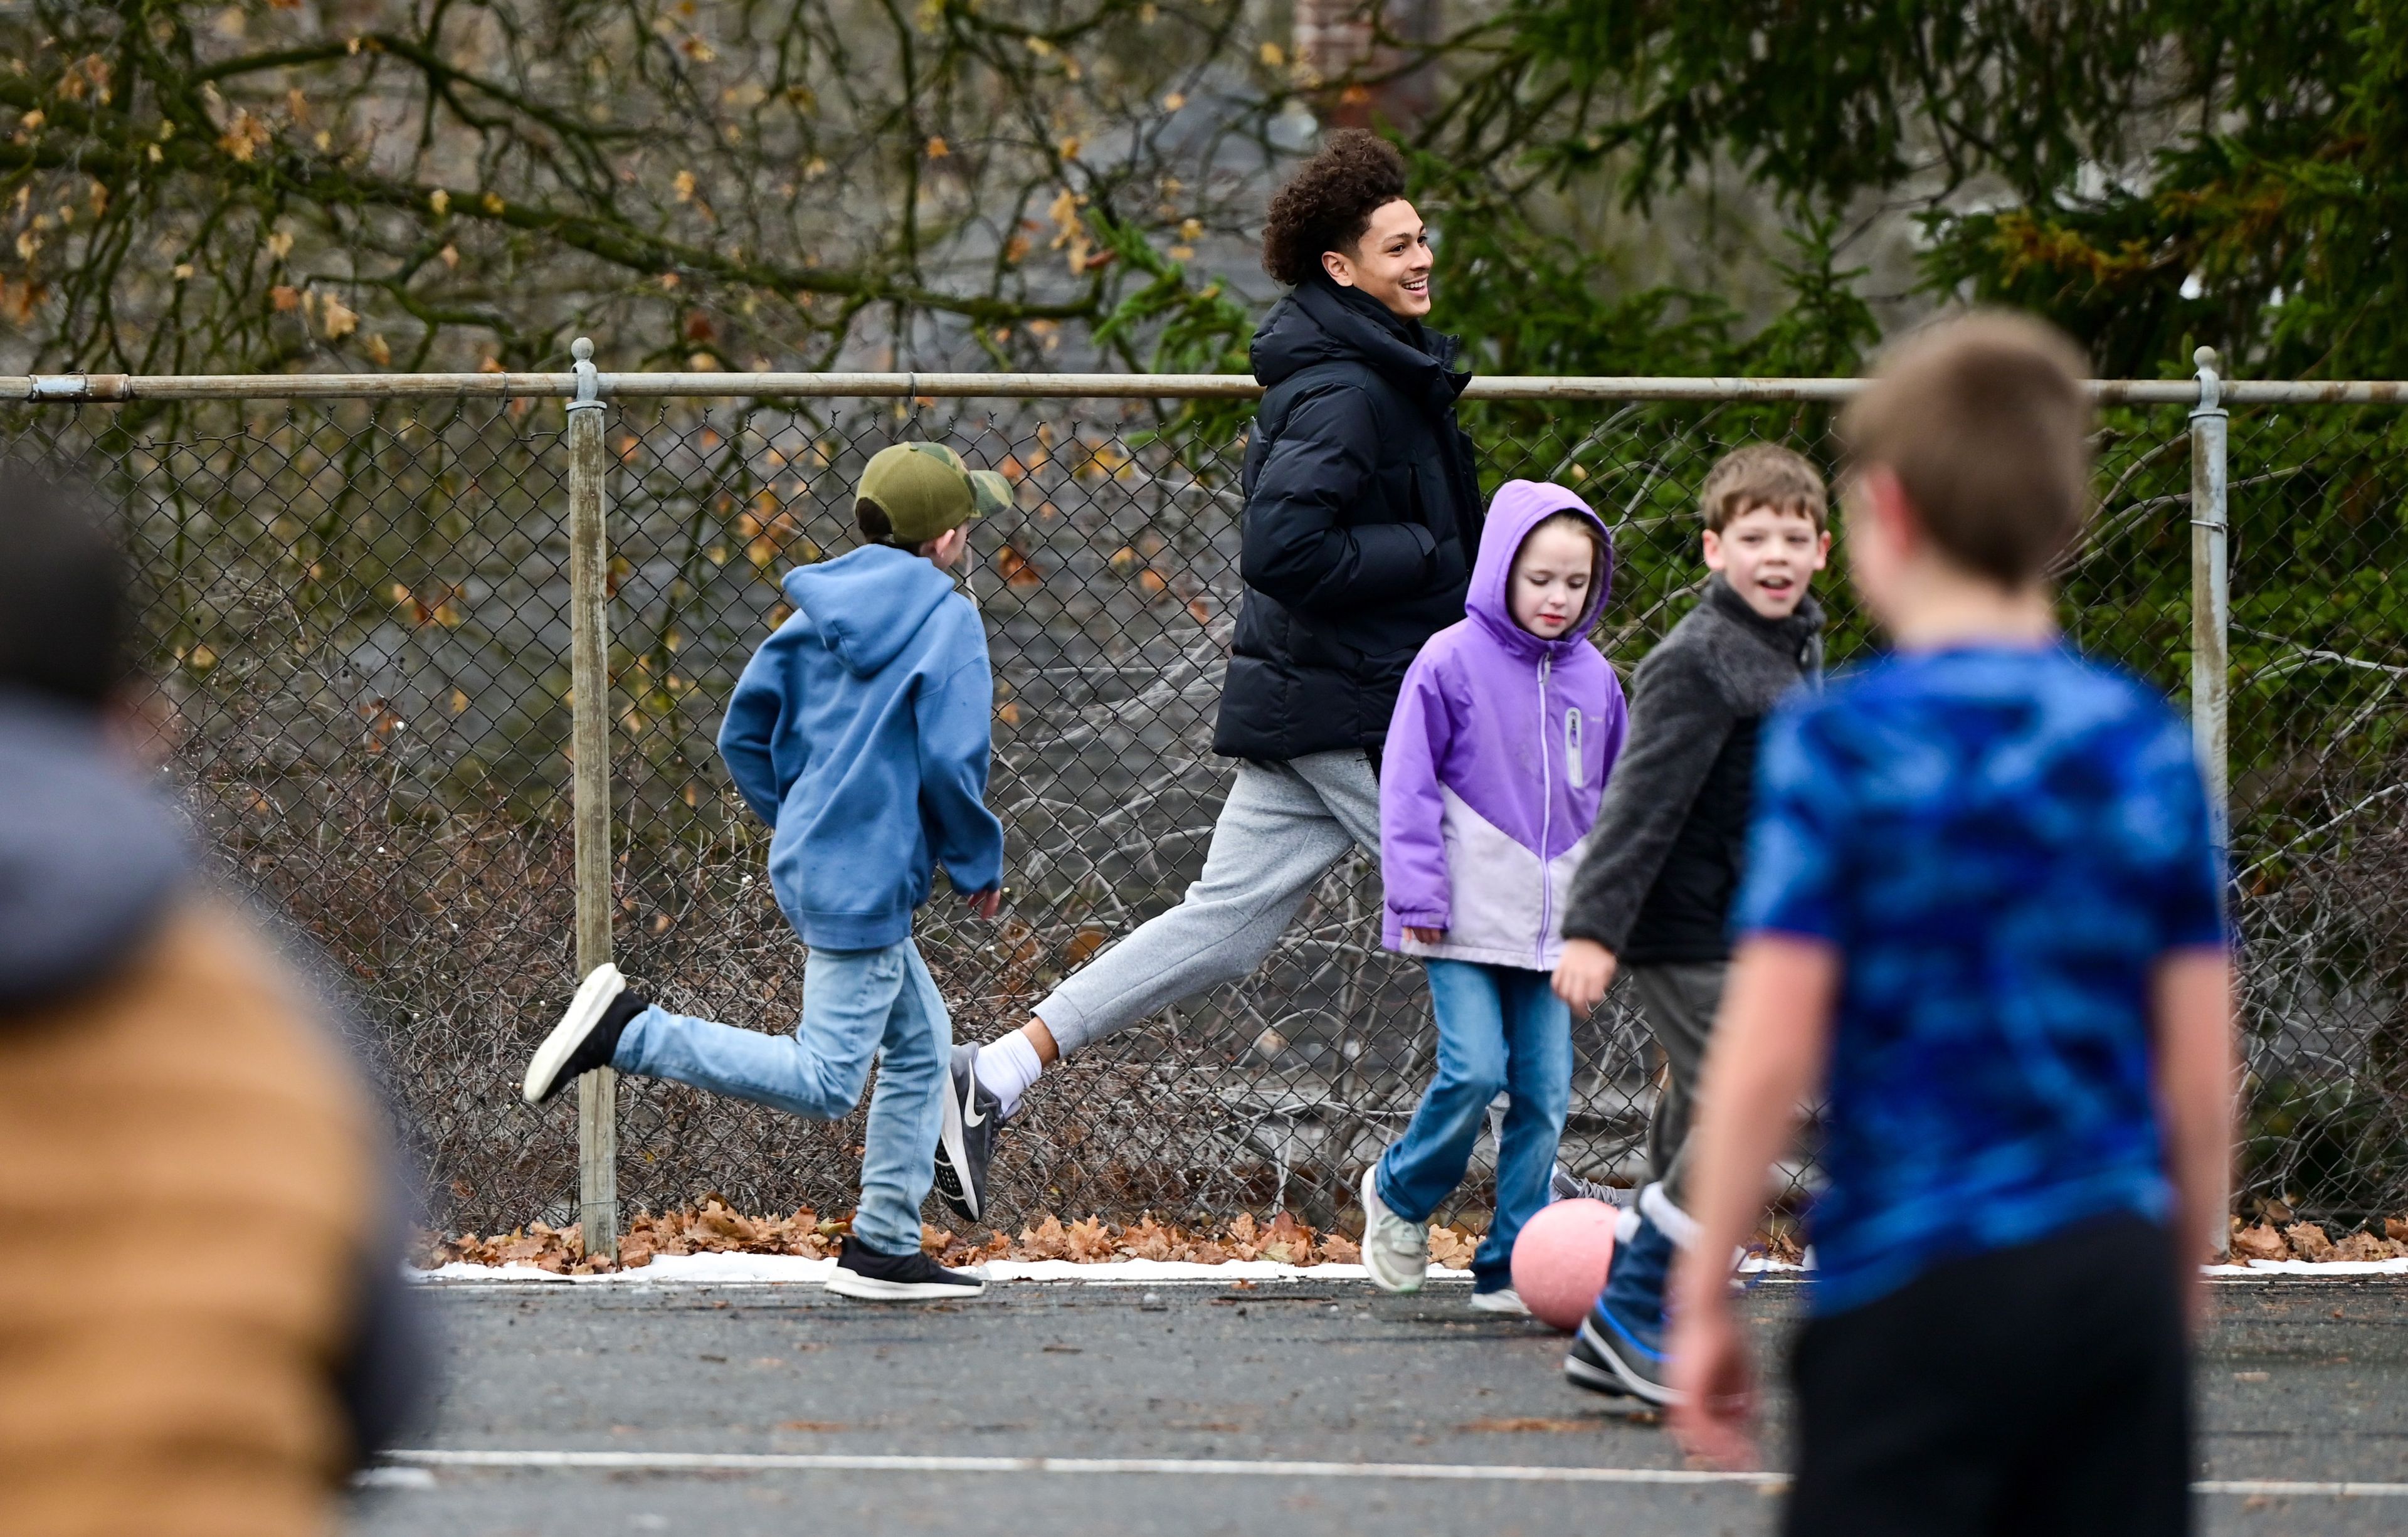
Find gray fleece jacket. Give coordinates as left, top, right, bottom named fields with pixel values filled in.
left=1560, top=576, right=1824, bottom=965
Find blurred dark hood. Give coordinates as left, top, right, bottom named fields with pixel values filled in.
left=0, top=690, right=186, bottom=1010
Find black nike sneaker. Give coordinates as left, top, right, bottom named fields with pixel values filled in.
left=522, top=964, right=650, bottom=1105
left=932, top=1042, right=1003, bottom=1223
left=825, top=1237, right=986, bottom=1301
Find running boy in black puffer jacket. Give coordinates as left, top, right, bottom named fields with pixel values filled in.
left=1550, top=443, right=1829, bottom=1405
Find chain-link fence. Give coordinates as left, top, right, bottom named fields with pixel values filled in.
left=7, top=364, right=2402, bottom=1242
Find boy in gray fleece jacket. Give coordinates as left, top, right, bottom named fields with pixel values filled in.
left=1551, top=443, right=1829, bottom=1405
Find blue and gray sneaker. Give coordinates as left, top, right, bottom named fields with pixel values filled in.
left=1564, top=1204, right=1680, bottom=1405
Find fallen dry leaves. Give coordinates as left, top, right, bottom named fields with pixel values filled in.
left=420, top=1206, right=2408, bottom=1276
left=2227, top=1215, right=2408, bottom=1265
left=423, top=1196, right=840, bottom=1274
left=421, top=1203, right=1400, bottom=1274
left=929, top=1209, right=1370, bottom=1270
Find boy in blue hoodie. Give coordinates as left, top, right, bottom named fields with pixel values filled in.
left=523, top=443, right=1010, bottom=1302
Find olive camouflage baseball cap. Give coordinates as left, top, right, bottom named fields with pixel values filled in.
left=855, top=442, right=1011, bottom=546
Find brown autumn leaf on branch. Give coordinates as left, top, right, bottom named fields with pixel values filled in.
left=0, top=0, right=1282, bottom=378
left=996, top=546, right=1043, bottom=588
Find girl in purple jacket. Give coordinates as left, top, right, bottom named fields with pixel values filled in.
left=1360, top=480, right=1629, bottom=1309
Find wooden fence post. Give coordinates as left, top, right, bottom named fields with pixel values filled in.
left=566, top=337, right=618, bottom=1260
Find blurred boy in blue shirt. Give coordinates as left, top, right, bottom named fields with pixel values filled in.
left=1665, top=315, right=2235, bottom=1537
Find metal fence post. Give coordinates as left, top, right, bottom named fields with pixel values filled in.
left=2189, top=345, right=2231, bottom=841
left=566, top=337, right=618, bottom=1260
left=2188, top=344, right=2232, bottom=1256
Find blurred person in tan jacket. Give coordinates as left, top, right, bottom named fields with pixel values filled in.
left=0, top=464, right=430, bottom=1535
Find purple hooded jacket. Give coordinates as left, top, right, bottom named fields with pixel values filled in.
left=1380, top=480, right=1630, bottom=969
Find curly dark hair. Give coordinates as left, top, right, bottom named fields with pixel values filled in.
left=1259, top=129, right=1410, bottom=288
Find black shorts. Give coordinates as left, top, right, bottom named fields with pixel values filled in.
left=1785, top=1214, right=2191, bottom=1537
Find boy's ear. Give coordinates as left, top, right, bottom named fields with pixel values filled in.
left=920, top=525, right=969, bottom=567
left=1859, top=465, right=1922, bottom=560
left=1700, top=526, right=1726, bottom=572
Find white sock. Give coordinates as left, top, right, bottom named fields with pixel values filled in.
left=974, top=1029, right=1043, bottom=1117
left=1639, top=1181, right=1701, bottom=1249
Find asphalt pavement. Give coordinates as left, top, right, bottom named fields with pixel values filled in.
left=352, top=1274, right=2407, bottom=1536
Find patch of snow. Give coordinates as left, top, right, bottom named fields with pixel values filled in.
left=2205, top=1256, right=2408, bottom=1277
left=409, top=1253, right=2404, bottom=1287
left=351, top=1465, right=438, bottom=1489
left=408, top=1254, right=1477, bottom=1286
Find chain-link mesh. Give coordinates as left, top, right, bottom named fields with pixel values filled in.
left=0, top=397, right=583, bottom=1227
left=6, top=384, right=2399, bottom=1237
left=2224, top=404, right=2408, bottom=1225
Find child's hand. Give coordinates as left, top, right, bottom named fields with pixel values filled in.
left=1667, top=1292, right=1759, bottom=1469
left=1405, top=926, right=1445, bottom=945
left=1552, top=938, right=1619, bottom=1011
left=965, top=887, right=1003, bottom=920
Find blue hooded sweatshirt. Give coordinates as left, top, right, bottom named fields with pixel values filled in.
left=716, top=544, right=1005, bottom=950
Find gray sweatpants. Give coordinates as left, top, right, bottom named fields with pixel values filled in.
left=1630, top=959, right=1728, bottom=1208
left=1032, top=750, right=1381, bottom=1057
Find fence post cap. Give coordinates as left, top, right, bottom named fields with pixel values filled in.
left=568, top=337, right=603, bottom=411
left=2192, top=346, right=2224, bottom=416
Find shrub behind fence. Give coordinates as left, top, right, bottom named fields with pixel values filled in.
left=5, top=361, right=2402, bottom=1239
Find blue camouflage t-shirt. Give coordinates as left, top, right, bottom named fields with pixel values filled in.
left=1735, top=644, right=2226, bottom=1314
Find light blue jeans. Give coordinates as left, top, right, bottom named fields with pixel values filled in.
left=611, top=938, right=949, bottom=1255
left=1375, top=958, right=1573, bottom=1289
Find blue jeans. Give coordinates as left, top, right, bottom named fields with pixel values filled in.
left=611, top=938, right=949, bottom=1255
left=1376, top=958, right=1572, bottom=1288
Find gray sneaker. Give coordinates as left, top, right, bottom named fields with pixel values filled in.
left=1550, top=1164, right=1631, bottom=1206
left=1470, top=1285, right=1531, bottom=1316
left=1358, top=1164, right=1428, bottom=1294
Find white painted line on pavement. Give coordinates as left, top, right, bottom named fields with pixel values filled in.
left=389, top=1449, right=1773, bottom=1486
left=2195, top=1479, right=2408, bottom=1499
left=381, top=1450, right=2408, bottom=1497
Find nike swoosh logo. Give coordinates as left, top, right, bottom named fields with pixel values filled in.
left=961, top=1087, right=986, bottom=1129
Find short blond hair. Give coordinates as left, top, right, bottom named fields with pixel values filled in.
left=1840, top=312, right=2095, bottom=586
left=1699, top=443, right=1827, bottom=533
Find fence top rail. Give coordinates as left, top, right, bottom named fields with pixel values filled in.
left=5, top=370, right=2404, bottom=406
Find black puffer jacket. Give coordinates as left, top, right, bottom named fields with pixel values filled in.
left=1560, top=578, right=1825, bottom=964
left=1211, top=276, right=1484, bottom=761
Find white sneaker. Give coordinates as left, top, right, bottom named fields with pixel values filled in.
left=1358, top=1165, right=1428, bottom=1294
left=522, top=963, right=638, bottom=1106
left=1470, top=1286, right=1531, bottom=1316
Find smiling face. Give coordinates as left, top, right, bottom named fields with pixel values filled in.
left=1322, top=198, right=1433, bottom=319
left=1508, top=517, right=1599, bottom=640
left=1701, top=502, right=1830, bottom=620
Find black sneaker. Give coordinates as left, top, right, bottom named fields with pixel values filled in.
left=1565, top=1210, right=1681, bottom=1405
left=521, top=964, right=650, bottom=1106
left=825, top=1237, right=986, bottom=1301
left=1563, top=1323, right=1635, bottom=1400
left=932, top=1042, right=1002, bottom=1223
